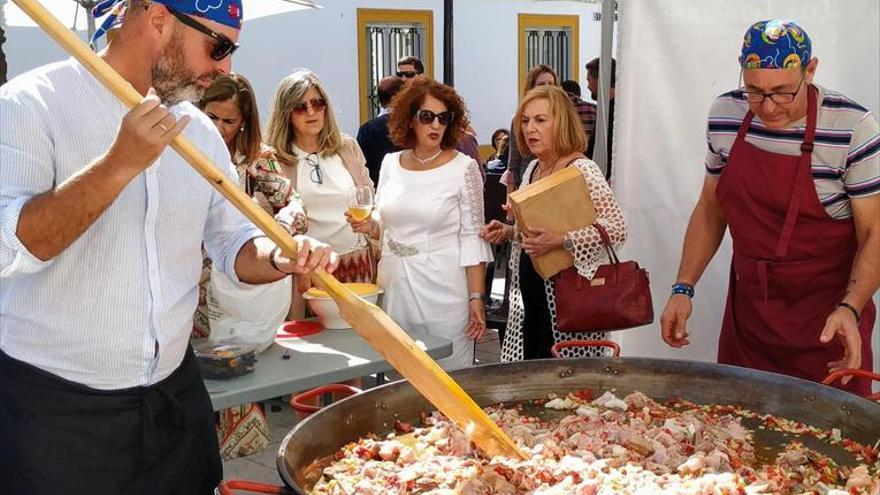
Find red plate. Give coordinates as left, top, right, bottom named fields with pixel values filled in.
left=277, top=320, right=324, bottom=338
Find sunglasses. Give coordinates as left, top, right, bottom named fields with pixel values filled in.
left=396, top=71, right=418, bottom=79
left=305, top=153, right=322, bottom=184
left=167, top=8, right=239, bottom=61
left=292, top=97, right=328, bottom=115
left=416, top=109, right=454, bottom=126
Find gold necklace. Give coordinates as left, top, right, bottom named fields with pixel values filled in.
left=534, top=159, right=560, bottom=181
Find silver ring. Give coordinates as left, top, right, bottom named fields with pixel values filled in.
left=158, top=123, right=168, bottom=132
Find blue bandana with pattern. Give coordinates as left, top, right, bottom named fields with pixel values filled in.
left=91, top=0, right=243, bottom=44
left=740, top=19, right=812, bottom=69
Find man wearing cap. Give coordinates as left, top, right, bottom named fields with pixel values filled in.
left=0, top=1, right=337, bottom=493
left=660, top=20, right=879, bottom=394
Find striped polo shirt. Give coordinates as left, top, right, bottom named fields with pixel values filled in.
left=705, top=85, right=880, bottom=219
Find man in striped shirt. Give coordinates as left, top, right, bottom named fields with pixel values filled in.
left=0, top=1, right=336, bottom=494
left=561, top=79, right=597, bottom=148
left=660, top=20, right=879, bottom=394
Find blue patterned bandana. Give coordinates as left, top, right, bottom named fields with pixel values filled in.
left=91, top=0, right=243, bottom=44
left=740, top=19, right=812, bottom=69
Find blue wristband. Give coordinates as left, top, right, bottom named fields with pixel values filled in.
left=671, top=283, right=695, bottom=298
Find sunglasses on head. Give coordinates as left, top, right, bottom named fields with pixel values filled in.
left=396, top=71, right=418, bottom=79
left=416, top=109, right=454, bottom=126
left=167, top=8, right=239, bottom=61
left=292, top=97, right=328, bottom=115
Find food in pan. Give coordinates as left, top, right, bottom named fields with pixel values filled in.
left=311, top=390, right=879, bottom=494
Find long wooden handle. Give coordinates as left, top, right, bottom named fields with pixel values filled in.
left=13, top=0, right=526, bottom=460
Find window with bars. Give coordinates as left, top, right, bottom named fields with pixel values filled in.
left=525, top=27, right=573, bottom=82
left=364, top=24, right=425, bottom=119
left=518, top=14, right=579, bottom=95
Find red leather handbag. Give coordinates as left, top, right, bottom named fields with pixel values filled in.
left=554, top=224, right=653, bottom=332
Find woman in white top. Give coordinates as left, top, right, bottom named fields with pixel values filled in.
left=250, top=69, right=373, bottom=319
left=482, top=85, right=627, bottom=361
left=348, top=77, right=493, bottom=371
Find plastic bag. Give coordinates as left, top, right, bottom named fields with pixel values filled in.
left=206, top=264, right=292, bottom=353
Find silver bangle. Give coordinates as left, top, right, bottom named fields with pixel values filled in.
left=468, top=292, right=484, bottom=301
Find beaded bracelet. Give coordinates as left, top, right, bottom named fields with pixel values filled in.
left=671, top=282, right=695, bottom=298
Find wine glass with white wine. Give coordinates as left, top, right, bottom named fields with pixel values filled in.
left=347, top=185, right=375, bottom=249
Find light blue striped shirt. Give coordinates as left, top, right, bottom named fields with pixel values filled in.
left=0, top=58, right=261, bottom=389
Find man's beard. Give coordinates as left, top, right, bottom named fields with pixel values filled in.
left=151, top=31, right=209, bottom=105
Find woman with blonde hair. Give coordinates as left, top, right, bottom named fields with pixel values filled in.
left=503, top=65, right=559, bottom=194
left=482, top=85, right=627, bottom=360
left=249, top=69, right=373, bottom=319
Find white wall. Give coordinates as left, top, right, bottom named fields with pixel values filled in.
left=2, top=0, right=601, bottom=143
left=1, top=0, right=443, bottom=137
left=612, top=0, right=880, bottom=376
left=233, top=0, right=443, bottom=137
left=3, top=25, right=90, bottom=78
left=454, top=0, right=603, bottom=144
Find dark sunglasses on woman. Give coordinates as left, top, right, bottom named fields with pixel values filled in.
left=166, top=8, right=239, bottom=61
left=416, top=110, right=454, bottom=126
left=292, top=97, right=328, bottom=115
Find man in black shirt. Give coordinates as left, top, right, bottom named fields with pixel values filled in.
left=357, top=75, right=404, bottom=185
left=585, top=57, right=616, bottom=181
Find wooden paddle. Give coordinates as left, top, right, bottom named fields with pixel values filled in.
left=12, top=0, right=526, bottom=460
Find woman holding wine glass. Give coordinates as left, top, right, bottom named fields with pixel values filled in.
left=249, top=69, right=374, bottom=319
left=347, top=77, right=493, bottom=371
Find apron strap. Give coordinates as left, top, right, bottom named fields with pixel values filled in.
left=774, top=84, right=819, bottom=259
left=737, top=108, right=755, bottom=140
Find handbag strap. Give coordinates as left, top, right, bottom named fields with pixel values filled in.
left=592, top=223, right=620, bottom=264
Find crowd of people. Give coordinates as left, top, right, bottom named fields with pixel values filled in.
left=0, top=2, right=877, bottom=492
left=191, top=56, right=624, bottom=369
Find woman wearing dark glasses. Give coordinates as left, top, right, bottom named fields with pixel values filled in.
left=347, top=78, right=493, bottom=371
left=249, top=69, right=374, bottom=320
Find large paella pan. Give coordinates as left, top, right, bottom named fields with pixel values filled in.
left=226, top=358, right=880, bottom=494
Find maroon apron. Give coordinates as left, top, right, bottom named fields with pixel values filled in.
left=715, top=85, right=875, bottom=395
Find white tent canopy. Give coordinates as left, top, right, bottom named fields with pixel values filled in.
left=1, top=0, right=320, bottom=30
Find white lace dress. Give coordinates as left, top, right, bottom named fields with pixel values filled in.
left=500, top=158, right=628, bottom=361
left=375, top=151, right=494, bottom=370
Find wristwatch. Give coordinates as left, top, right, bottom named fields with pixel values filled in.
left=562, top=237, right=574, bottom=252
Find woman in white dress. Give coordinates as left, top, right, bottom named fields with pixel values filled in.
left=348, top=77, right=493, bottom=370
left=482, top=85, right=627, bottom=361
left=249, top=69, right=374, bottom=320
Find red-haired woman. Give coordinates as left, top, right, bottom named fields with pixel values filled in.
left=347, top=78, right=493, bottom=371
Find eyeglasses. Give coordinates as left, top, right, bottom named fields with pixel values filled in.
left=739, top=71, right=806, bottom=105
left=396, top=71, right=418, bottom=79
left=292, top=97, right=328, bottom=115
left=416, top=110, right=454, bottom=126
left=167, top=8, right=239, bottom=61
left=305, top=153, right=322, bottom=184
